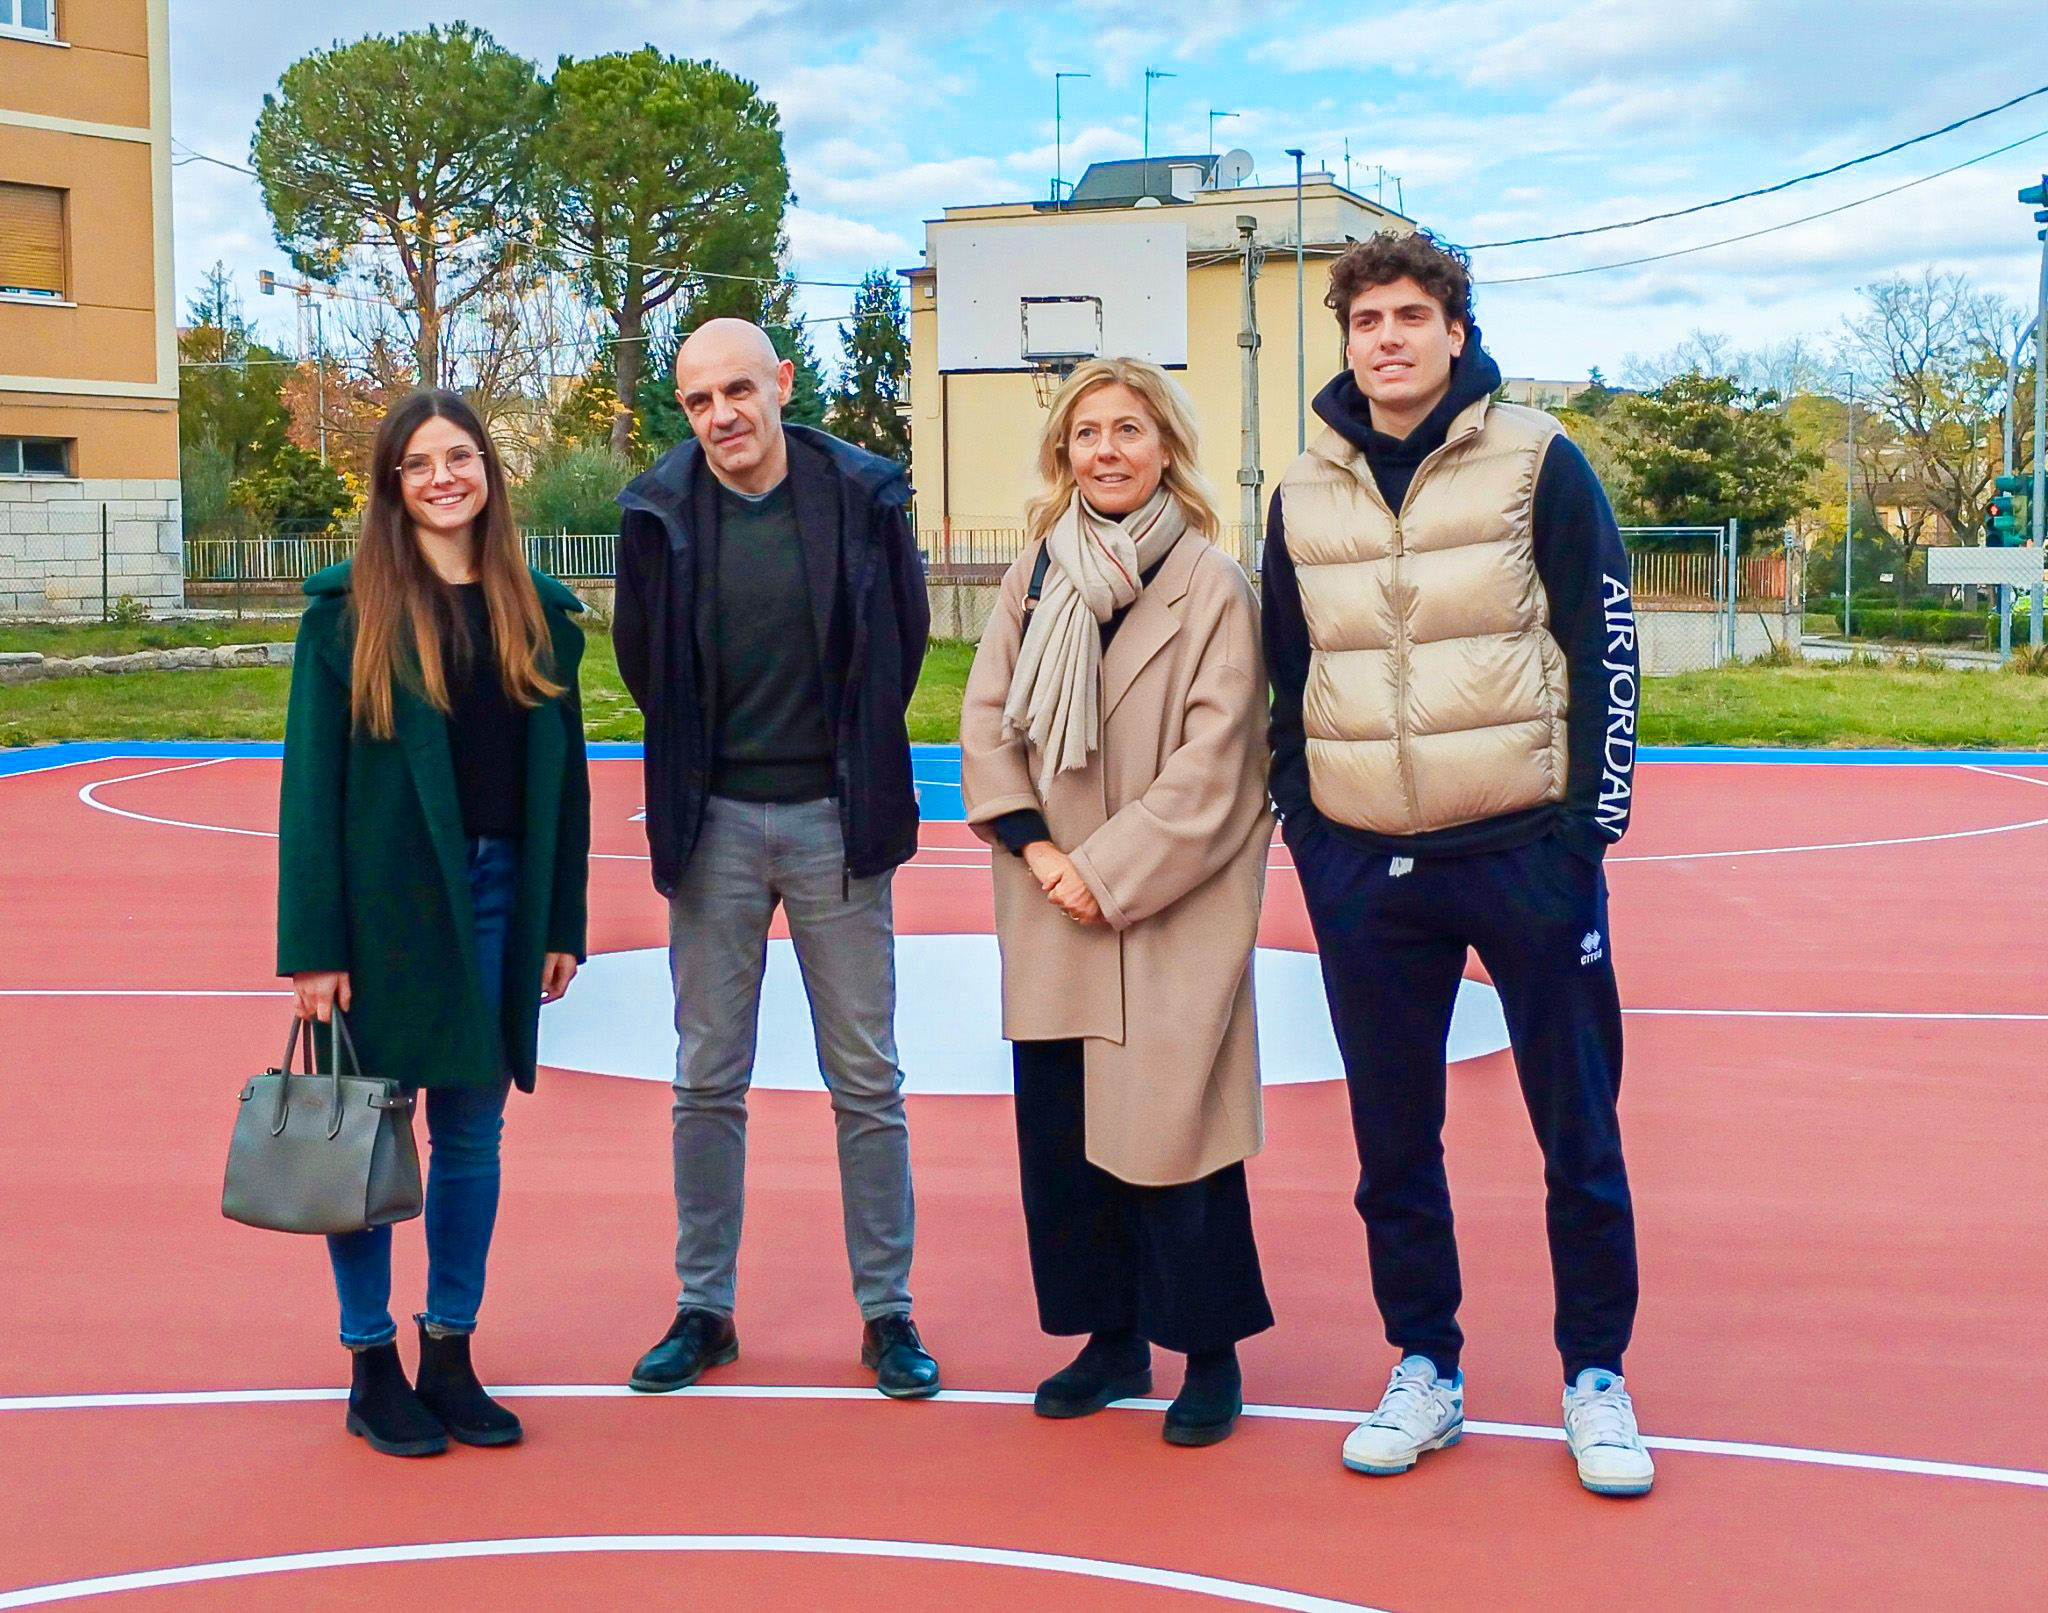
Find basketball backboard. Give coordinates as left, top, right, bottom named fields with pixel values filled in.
left=935, top=217, right=1188, bottom=373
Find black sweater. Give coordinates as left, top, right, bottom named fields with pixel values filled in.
left=1262, top=341, right=1638, bottom=862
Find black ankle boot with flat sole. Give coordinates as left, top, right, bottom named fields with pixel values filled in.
left=346, top=1341, right=448, bottom=1458
left=1034, top=1331, right=1153, bottom=1420
left=1163, top=1348, right=1242, bottom=1447
left=413, top=1318, right=523, bottom=1447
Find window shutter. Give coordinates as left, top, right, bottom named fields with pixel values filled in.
left=0, top=184, right=66, bottom=296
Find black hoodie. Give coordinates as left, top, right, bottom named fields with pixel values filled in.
left=1261, top=338, right=1638, bottom=863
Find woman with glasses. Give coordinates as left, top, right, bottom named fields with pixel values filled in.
left=277, top=389, right=591, bottom=1457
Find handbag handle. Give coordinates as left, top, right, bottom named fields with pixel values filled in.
left=272, top=1009, right=366, bottom=1141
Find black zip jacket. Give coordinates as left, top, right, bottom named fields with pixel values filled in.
left=1263, top=340, right=1638, bottom=863
left=612, top=425, right=930, bottom=895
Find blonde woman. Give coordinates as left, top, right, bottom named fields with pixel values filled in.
left=960, top=358, right=1275, bottom=1447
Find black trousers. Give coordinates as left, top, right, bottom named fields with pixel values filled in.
left=1012, top=1038, right=1274, bottom=1357
left=1293, top=826, right=1638, bottom=1384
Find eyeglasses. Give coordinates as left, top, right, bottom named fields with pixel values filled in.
left=398, top=446, right=481, bottom=485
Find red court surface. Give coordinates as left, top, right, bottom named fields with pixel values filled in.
left=3, top=749, right=2046, bottom=1610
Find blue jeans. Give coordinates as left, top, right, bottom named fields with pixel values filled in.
left=328, top=836, right=518, bottom=1348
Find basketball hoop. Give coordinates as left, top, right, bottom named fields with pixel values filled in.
left=1031, top=360, right=1075, bottom=408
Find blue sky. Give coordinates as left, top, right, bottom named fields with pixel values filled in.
left=169, top=0, right=2048, bottom=385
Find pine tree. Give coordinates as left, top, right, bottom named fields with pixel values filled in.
left=826, top=269, right=910, bottom=462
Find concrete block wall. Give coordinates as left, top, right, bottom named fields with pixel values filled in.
left=0, top=479, right=184, bottom=616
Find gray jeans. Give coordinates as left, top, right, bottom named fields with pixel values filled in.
left=667, top=794, right=914, bottom=1320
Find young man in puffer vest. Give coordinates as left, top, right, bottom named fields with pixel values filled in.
left=1263, top=231, right=1651, bottom=1497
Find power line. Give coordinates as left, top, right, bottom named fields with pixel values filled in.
left=1486, top=123, right=2048, bottom=286
left=1467, top=81, right=2048, bottom=250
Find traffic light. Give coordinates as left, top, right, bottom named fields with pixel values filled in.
left=2024, top=178, right=2048, bottom=239
left=1986, top=483, right=2020, bottom=546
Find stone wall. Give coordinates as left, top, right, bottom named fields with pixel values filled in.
left=0, top=478, right=184, bottom=617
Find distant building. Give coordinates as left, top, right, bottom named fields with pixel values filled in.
left=902, top=156, right=1412, bottom=552
left=1499, top=377, right=1593, bottom=410
left=1, top=0, right=180, bottom=616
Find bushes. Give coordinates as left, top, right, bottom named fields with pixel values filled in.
left=1843, top=608, right=1986, bottom=643
left=513, top=446, right=639, bottom=536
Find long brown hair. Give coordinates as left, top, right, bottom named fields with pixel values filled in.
left=349, top=389, right=562, bottom=739
left=1024, top=358, right=1222, bottom=547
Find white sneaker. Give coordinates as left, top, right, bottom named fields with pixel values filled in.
left=1342, top=1355, right=1464, bottom=1476
left=1563, top=1368, right=1655, bottom=1496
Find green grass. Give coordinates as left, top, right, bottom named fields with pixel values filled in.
left=0, top=618, right=298, bottom=658
left=6, top=633, right=2047, bottom=750
left=1641, top=660, right=2048, bottom=749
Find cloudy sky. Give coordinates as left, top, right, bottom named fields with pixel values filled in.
left=168, top=0, right=2048, bottom=383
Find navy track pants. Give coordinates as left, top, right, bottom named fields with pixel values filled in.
left=1293, top=825, right=1638, bottom=1383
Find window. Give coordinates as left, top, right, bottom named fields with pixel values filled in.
left=0, top=438, right=72, bottom=477
left=0, top=1, right=57, bottom=42
left=0, top=183, right=66, bottom=297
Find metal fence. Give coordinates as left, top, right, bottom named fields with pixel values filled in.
left=183, top=532, right=624, bottom=584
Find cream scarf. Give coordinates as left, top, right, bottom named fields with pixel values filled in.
left=1003, top=486, right=1187, bottom=793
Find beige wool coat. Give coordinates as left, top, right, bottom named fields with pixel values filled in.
left=961, top=533, right=1275, bottom=1186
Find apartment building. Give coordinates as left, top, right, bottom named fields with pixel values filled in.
left=1, top=0, right=180, bottom=614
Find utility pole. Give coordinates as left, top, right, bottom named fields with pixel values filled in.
left=1054, top=72, right=1090, bottom=210
left=1286, top=148, right=1307, bottom=453
left=2024, top=176, right=2047, bottom=647
left=1236, top=215, right=1265, bottom=553
left=1208, top=109, right=1237, bottom=157
left=258, top=268, right=328, bottom=466
left=1143, top=68, right=1175, bottom=198
left=1839, top=372, right=1855, bottom=639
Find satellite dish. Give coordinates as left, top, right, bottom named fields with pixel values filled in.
left=1216, top=148, right=1255, bottom=188
left=1134, top=195, right=1163, bottom=208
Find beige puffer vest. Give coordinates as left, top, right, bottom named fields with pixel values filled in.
left=1277, top=397, right=1568, bottom=835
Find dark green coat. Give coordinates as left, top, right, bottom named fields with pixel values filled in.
left=276, top=560, right=591, bottom=1091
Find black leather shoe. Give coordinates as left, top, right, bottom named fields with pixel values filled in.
left=629, top=1306, right=738, bottom=1392
left=1033, top=1330, right=1153, bottom=1419
left=345, top=1341, right=448, bottom=1457
left=861, top=1314, right=941, bottom=1399
left=413, top=1318, right=522, bottom=1447
left=1163, top=1347, right=1242, bottom=1447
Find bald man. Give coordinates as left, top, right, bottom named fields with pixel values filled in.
left=613, top=318, right=938, bottom=1398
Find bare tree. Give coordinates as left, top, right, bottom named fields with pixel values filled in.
left=1838, top=269, right=2026, bottom=579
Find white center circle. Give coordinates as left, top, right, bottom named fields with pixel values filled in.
left=540, top=936, right=1510, bottom=1095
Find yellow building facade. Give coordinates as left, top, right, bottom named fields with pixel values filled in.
left=903, top=165, right=1410, bottom=570
left=1, top=0, right=180, bottom=614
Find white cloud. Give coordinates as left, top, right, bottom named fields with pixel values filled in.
left=783, top=208, right=916, bottom=267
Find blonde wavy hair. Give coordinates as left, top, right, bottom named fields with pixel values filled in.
left=1023, top=358, right=1222, bottom=546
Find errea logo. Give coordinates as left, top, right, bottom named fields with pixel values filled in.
left=1579, top=930, right=1605, bottom=966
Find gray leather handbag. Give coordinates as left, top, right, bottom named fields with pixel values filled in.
left=222, top=1012, right=422, bottom=1235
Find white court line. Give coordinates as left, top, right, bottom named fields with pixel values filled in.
left=1624, top=1007, right=2048, bottom=1022
left=1966, top=764, right=2048, bottom=791
left=4, top=989, right=2036, bottom=1023
left=66, top=759, right=2048, bottom=866
left=1, top=1382, right=2041, bottom=1492
left=0, top=1534, right=1392, bottom=1613
left=0, top=990, right=289, bottom=999
left=72, top=759, right=259, bottom=837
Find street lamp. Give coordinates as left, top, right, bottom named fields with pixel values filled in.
left=1053, top=72, right=1090, bottom=211
left=1286, top=148, right=1306, bottom=453
left=1142, top=68, right=1176, bottom=198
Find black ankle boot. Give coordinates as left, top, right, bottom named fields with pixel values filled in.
left=1033, top=1329, right=1152, bottom=1420
left=346, top=1341, right=447, bottom=1457
left=1163, top=1346, right=1242, bottom=1447
left=413, top=1318, right=523, bottom=1447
